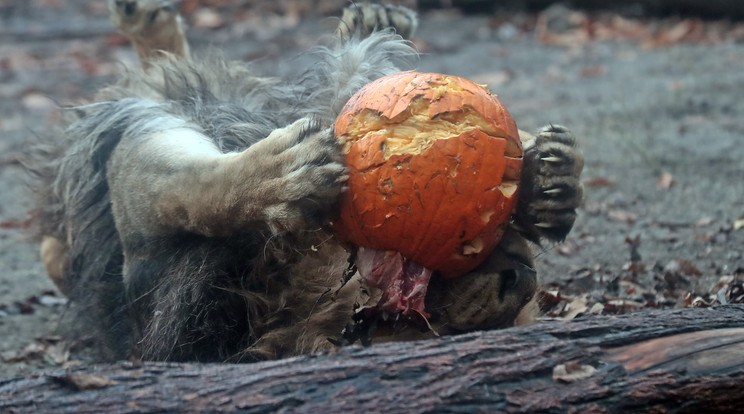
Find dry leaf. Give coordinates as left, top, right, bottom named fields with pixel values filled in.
left=677, top=259, right=702, bottom=276
left=608, top=209, right=637, bottom=224
left=0, top=218, right=32, bottom=229
left=584, top=177, right=616, bottom=187
left=51, top=373, right=116, bottom=391
left=562, top=294, right=588, bottom=320
left=734, top=217, right=744, bottom=231
left=657, top=171, right=674, bottom=190
left=588, top=303, right=605, bottom=315
left=472, top=70, right=513, bottom=87
left=192, top=8, right=225, bottom=29
left=22, top=92, right=57, bottom=111
left=580, top=65, right=605, bottom=77
left=553, top=362, right=597, bottom=383
left=556, top=241, right=577, bottom=256
left=1, top=343, right=46, bottom=363
left=604, top=299, right=644, bottom=313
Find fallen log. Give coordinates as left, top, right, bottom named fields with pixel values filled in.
left=2, top=305, right=744, bottom=413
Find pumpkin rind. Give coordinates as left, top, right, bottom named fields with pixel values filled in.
left=334, top=71, right=522, bottom=279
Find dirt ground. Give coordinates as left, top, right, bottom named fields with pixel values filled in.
left=1, top=1, right=743, bottom=378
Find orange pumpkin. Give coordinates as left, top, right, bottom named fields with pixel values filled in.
left=333, top=71, right=523, bottom=279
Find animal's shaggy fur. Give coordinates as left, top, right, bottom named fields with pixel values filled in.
left=26, top=2, right=583, bottom=362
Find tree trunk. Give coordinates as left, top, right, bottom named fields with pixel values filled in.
left=2, top=305, right=744, bottom=413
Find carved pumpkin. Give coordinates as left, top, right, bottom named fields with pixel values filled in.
left=333, top=71, right=523, bottom=279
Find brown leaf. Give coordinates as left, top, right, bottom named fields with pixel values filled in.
left=21, top=92, right=56, bottom=112
left=584, top=177, right=616, bottom=187
left=192, top=8, right=225, bottom=29
left=1, top=343, right=45, bottom=363
left=553, top=361, right=597, bottom=383
left=0, top=217, right=32, bottom=229
left=562, top=294, right=588, bottom=320
left=604, top=299, right=644, bottom=313
left=608, top=209, right=637, bottom=224
left=588, top=303, right=605, bottom=315
left=734, top=217, right=744, bottom=231
left=555, top=241, right=577, bottom=256
left=677, top=259, right=702, bottom=276
left=51, top=373, right=116, bottom=391
left=472, top=70, right=513, bottom=87
left=46, top=343, right=71, bottom=366
left=580, top=65, right=604, bottom=78
left=657, top=171, right=674, bottom=190
left=623, top=261, right=646, bottom=273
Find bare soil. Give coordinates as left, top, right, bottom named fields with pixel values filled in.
left=1, top=1, right=742, bottom=377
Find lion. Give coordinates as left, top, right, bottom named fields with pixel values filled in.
left=27, top=1, right=583, bottom=362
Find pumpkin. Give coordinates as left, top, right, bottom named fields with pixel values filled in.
left=333, top=71, right=523, bottom=279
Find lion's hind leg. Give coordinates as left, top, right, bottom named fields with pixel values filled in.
left=109, top=0, right=189, bottom=65
left=336, top=3, right=418, bottom=40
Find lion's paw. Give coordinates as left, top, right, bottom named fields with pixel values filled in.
left=515, top=124, right=584, bottom=243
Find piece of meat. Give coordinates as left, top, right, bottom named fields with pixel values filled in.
left=355, top=247, right=433, bottom=319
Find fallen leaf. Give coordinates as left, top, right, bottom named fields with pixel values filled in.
left=50, top=373, right=116, bottom=391
left=584, top=177, right=616, bottom=187
left=192, top=8, right=225, bottom=29
left=623, top=261, right=646, bottom=273
left=472, top=70, right=513, bottom=87
left=588, top=303, right=605, bottom=315
left=538, top=290, right=562, bottom=311
left=1, top=343, right=46, bottom=363
left=677, top=259, right=702, bottom=276
left=0, top=217, right=32, bottom=229
left=734, top=217, right=744, bottom=231
left=555, top=241, right=577, bottom=256
left=562, top=294, right=588, bottom=320
left=22, top=92, right=57, bottom=111
left=657, top=171, right=674, bottom=189
left=45, top=342, right=71, bottom=366
left=39, top=294, right=68, bottom=307
left=604, top=299, right=644, bottom=313
left=553, top=362, right=597, bottom=382
left=580, top=65, right=604, bottom=77
left=608, top=209, right=637, bottom=224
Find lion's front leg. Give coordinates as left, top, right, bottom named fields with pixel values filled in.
left=108, top=116, right=347, bottom=242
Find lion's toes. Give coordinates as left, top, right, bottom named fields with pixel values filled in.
left=516, top=124, right=584, bottom=244
left=248, top=118, right=348, bottom=234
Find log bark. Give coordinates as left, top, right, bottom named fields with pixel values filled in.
left=2, top=305, right=744, bottom=413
